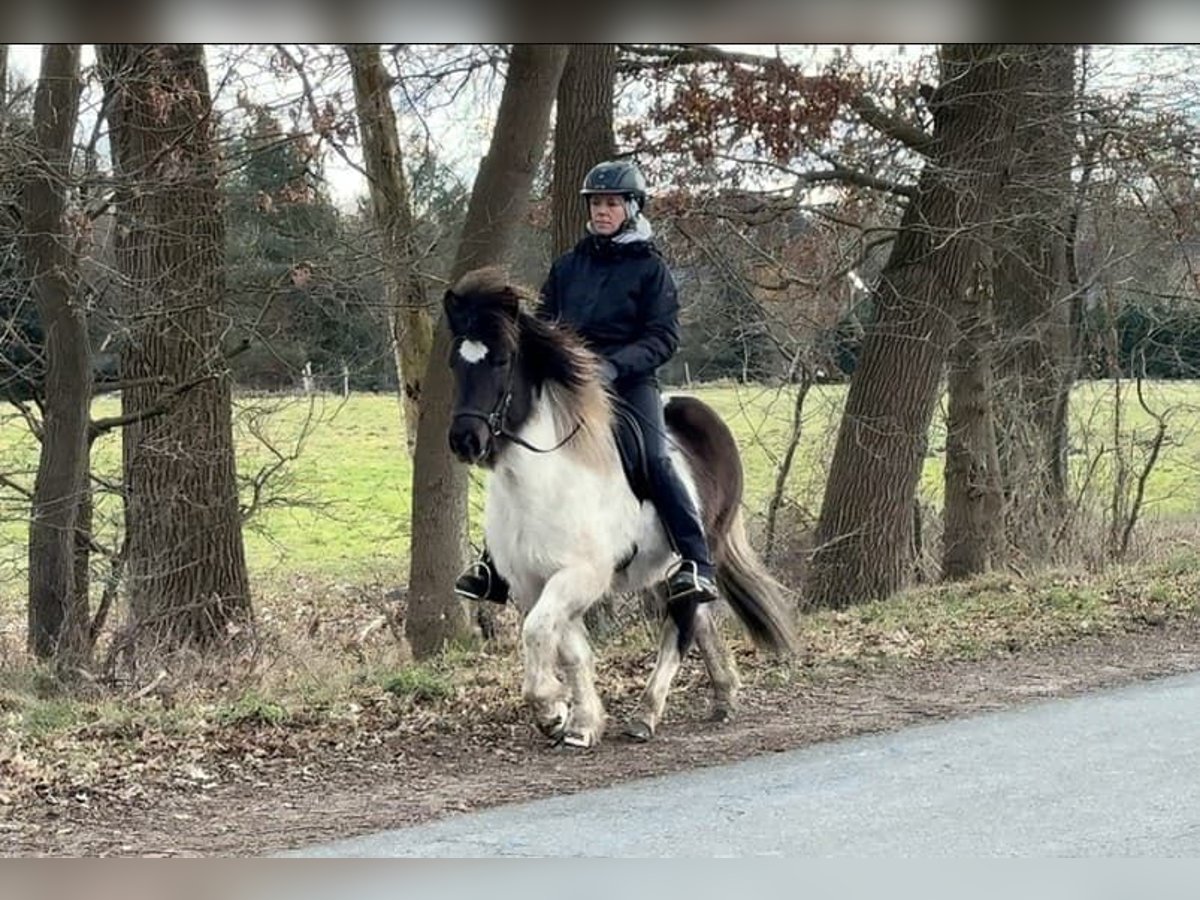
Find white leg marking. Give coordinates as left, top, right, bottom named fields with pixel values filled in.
left=521, top=563, right=610, bottom=740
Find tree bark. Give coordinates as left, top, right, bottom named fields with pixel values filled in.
left=942, top=243, right=1004, bottom=579
left=991, top=45, right=1078, bottom=563
left=805, top=45, right=1021, bottom=609
left=0, top=44, right=8, bottom=131
left=346, top=44, right=433, bottom=456
left=552, top=44, right=617, bottom=635
left=406, top=44, right=569, bottom=659
left=552, top=44, right=616, bottom=258
left=22, top=44, right=91, bottom=667
left=98, top=44, right=251, bottom=648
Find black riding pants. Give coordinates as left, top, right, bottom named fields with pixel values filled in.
left=614, top=378, right=714, bottom=573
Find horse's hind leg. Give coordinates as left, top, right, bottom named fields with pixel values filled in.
left=623, top=603, right=739, bottom=741
left=623, top=610, right=684, bottom=743
left=694, top=604, right=741, bottom=722
left=557, top=618, right=604, bottom=748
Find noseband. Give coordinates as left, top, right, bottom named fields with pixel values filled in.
left=453, top=352, right=582, bottom=456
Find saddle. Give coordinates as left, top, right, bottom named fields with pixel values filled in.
left=611, top=400, right=654, bottom=503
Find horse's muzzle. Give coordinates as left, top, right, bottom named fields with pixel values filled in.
left=448, top=418, right=489, bottom=465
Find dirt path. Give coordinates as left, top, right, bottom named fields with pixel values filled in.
left=6, top=619, right=1200, bottom=857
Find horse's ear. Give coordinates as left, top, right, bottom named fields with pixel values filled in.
left=443, top=289, right=464, bottom=332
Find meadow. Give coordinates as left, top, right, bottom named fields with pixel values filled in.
left=2, top=378, right=1199, bottom=601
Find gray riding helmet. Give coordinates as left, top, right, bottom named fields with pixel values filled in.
left=580, top=160, right=648, bottom=213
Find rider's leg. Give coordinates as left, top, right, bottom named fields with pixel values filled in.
left=618, top=379, right=718, bottom=603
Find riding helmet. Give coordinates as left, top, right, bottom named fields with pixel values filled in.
left=580, top=160, right=648, bottom=211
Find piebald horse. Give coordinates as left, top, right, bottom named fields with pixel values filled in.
left=444, top=268, right=797, bottom=748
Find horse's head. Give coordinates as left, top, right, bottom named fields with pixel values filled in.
left=443, top=268, right=529, bottom=466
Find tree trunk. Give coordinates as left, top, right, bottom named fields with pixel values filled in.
left=346, top=44, right=433, bottom=456
left=552, top=44, right=616, bottom=258
left=22, top=45, right=91, bottom=667
left=805, top=45, right=1021, bottom=609
left=0, top=44, right=8, bottom=131
left=942, top=244, right=1004, bottom=579
left=552, top=44, right=617, bottom=635
left=406, top=44, right=569, bottom=659
left=99, top=44, right=251, bottom=648
left=991, top=45, right=1078, bottom=563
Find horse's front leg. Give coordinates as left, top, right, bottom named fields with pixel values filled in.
left=556, top=617, right=604, bottom=748
left=521, top=563, right=609, bottom=746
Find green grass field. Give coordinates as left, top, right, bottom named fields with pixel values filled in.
left=1, top=379, right=1199, bottom=595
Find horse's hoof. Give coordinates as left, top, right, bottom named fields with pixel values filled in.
left=709, top=704, right=735, bottom=723
left=555, top=730, right=596, bottom=750
left=622, top=719, right=654, bottom=743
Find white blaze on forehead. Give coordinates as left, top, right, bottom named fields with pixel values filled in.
left=458, top=339, right=489, bottom=364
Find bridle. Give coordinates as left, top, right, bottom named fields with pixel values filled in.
left=452, top=349, right=582, bottom=455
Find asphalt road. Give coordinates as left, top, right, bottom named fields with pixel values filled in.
left=285, top=670, right=1200, bottom=857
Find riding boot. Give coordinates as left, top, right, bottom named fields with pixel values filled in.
left=454, top=548, right=510, bottom=604
left=646, top=454, right=719, bottom=603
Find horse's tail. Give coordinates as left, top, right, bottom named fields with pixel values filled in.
left=659, top=393, right=797, bottom=656
left=711, top=508, right=799, bottom=655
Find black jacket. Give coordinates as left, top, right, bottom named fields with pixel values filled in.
left=538, top=234, right=680, bottom=384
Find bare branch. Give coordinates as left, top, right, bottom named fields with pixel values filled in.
left=846, top=94, right=933, bottom=155
left=88, top=372, right=215, bottom=441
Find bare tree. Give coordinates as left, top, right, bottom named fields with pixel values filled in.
left=552, top=44, right=617, bottom=257
left=406, top=44, right=569, bottom=658
left=21, top=45, right=90, bottom=667
left=805, top=45, right=1023, bottom=608
left=98, top=44, right=251, bottom=648
left=346, top=43, right=433, bottom=455
left=991, top=45, right=1078, bottom=561
left=940, top=46, right=1079, bottom=578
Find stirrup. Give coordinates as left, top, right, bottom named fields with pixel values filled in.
left=455, top=557, right=510, bottom=604
left=454, top=559, right=495, bottom=602
left=666, top=559, right=718, bottom=603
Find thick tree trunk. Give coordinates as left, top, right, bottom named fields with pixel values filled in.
left=99, top=44, right=251, bottom=648
left=406, top=44, right=568, bottom=659
left=22, top=45, right=91, bottom=666
left=805, top=45, right=1021, bottom=609
left=943, top=246, right=1004, bottom=579
left=552, top=44, right=616, bottom=258
left=346, top=44, right=433, bottom=456
left=991, top=45, right=1078, bottom=562
left=552, top=44, right=618, bottom=636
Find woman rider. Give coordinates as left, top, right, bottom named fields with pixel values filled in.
left=454, top=159, right=718, bottom=607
